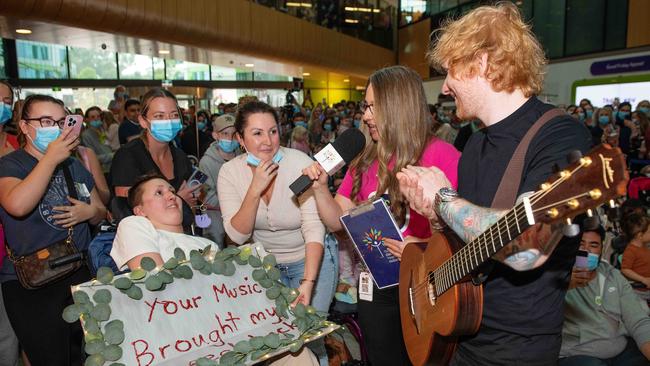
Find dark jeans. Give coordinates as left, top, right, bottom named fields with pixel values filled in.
left=358, top=285, right=411, bottom=366
left=558, top=339, right=650, bottom=366
left=2, top=267, right=90, bottom=366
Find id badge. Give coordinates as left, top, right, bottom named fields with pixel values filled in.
left=359, top=271, right=373, bottom=302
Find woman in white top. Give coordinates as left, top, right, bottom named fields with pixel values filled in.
left=111, top=174, right=214, bottom=271
left=218, top=101, right=336, bottom=365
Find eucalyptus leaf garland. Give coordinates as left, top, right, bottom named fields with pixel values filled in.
left=62, top=245, right=333, bottom=366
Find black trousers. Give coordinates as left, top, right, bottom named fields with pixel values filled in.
left=2, top=267, right=90, bottom=366
left=357, top=285, right=411, bottom=366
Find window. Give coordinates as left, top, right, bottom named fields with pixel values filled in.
left=532, top=0, right=566, bottom=59
left=253, top=72, right=292, bottom=82
left=565, top=0, right=606, bottom=57
left=165, top=60, right=209, bottom=80
left=17, top=40, right=68, bottom=79
left=153, top=57, right=165, bottom=80
left=69, top=46, right=117, bottom=79
left=0, top=40, right=5, bottom=78
left=210, top=66, right=253, bottom=81
left=118, top=53, right=153, bottom=80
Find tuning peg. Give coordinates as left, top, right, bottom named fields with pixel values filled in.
left=563, top=218, right=580, bottom=237
left=566, top=150, right=583, bottom=164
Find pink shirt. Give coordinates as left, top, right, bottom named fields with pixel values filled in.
left=338, top=138, right=459, bottom=238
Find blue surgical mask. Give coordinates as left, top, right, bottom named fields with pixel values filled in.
left=324, top=124, right=333, bottom=131
left=246, top=149, right=283, bottom=167
left=586, top=110, right=593, bottom=118
left=0, top=103, right=12, bottom=125
left=586, top=252, right=600, bottom=271
left=640, top=107, right=649, bottom=116
left=598, top=116, right=610, bottom=126
left=578, top=113, right=585, bottom=121
left=197, top=121, right=206, bottom=131
left=618, top=111, right=630, bottom=120
left=28, top=126, right=61, bottom=153
left=334, top=116, right=340, bottom=123
left=89, top=120, right=103, bottom=129
left=218, top=139, right=239, bottom=153
left=294, top=121, right=308, bottom=129
left=293, top=105, right=300, bottom=114
left=149, top=119, right=182, bottom=142
left=354, top=119, right=361, bottom=128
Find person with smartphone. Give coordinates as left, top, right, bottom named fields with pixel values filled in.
left=560, top=219, right=650, bottom=365
left=0, top=94, right=107, bottom=365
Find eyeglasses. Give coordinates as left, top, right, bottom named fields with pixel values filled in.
left=24, top=116, right=66, bottom=129
left=360, top=100, right=374, bottom=115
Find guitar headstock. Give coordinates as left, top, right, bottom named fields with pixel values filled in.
left=531, top=144, right=629, bottom=225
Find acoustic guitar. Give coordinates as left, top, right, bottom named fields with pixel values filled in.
left=398, top=144, right=629, bottom=366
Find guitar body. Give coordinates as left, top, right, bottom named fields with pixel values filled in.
left=399, top=230, right=483, bottom=366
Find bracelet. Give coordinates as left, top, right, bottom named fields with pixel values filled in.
left=299, top=278, right=316, bottom=285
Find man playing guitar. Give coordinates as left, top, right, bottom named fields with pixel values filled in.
left=397, top=3, right=593, bottom=365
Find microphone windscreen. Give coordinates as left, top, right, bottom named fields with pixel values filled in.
left=331, top=128, right=366, bottom=163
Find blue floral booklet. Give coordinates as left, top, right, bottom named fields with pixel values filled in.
left=340, top=199, right=403, bottom=289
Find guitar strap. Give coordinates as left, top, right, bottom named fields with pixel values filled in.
left=471, top=108, right=567, bottom=285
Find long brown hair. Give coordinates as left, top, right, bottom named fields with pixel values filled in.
left=350, top=66, right=434, bottom=225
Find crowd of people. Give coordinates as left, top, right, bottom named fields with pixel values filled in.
left=0, top=3, right=650, bottom=366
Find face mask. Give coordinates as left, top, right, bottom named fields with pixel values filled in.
left=218, top=139, right=239, bottom=153
left=89, top=120, right=103, bottom=129
left=293, top=105, right=300, bottom=114
left=27, top=126, right=60, bottom=153
left=354, top=119, right=361, bottom=128
left=577, top=113, right=585, bottom=121
left=294, top=121, right=308, bottom=129
left=0, top=103, right=12, bottom=125
left=197, top=121, right=206, bottom=131
left=598, top=116, right=610, bottom=126
left=586, top=252, right=600, bottom=271
left=618, top=111, right=630, bottom=120
left=324, top=124, right=333, bottom=131
left=586, top=110, right=593, bottom=118
left=246, top=149, right=283, bottom=167
left=115, top=92, right=128, bottom=100
left=149, top=119, right=182, bottom=142
left=334, top=116, right=340, bottom=123
left=640, top=107, right=649, bottom=116
left=218, top=108, right=224, bottom=114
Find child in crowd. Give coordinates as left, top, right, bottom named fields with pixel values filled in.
left=621, top=213, right=650, bottom=300
left=289, top=125, right=311, bottom=156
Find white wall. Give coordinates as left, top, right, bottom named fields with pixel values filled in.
left=422, top=49, right=650, bottom=106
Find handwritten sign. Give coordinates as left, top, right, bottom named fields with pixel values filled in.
left=71, top=244, right=337, bottom=365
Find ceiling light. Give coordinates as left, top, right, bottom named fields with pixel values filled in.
left=302, top=72, right=311, bottom=76
left=16, top=29, right=32, bottom=34
left=158, top=50, right=170, bottom=54
left=345, top=19, right=359, bottom=24
left=286, top=2, right=301, bottom=6
left=245, top=63, right=255, bottom=68
left=301, top=2, right=312, bottom=7
left=343, top=79, right=350, bottom=82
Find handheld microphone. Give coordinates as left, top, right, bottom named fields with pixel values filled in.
left=290, top=128, right=366, bottom=196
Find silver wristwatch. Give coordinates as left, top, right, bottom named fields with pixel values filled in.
left=434, top=187, right=459, bottom=214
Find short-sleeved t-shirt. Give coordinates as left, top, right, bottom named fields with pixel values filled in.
left=118, top=118, right=142, bottom=145
left=621, top=244, right=650, bottom=278
left=337, top=137, right=460, bottom=239
left=453, top=96, right=593, bottom=365
left=0, top=150, right=95, bottom=282
left=110, top=138, right=193, bottom=191
left=111, top=216, right=215, bottom=270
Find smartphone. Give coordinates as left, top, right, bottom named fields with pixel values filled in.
left=188, top=168, right=208, bottom=188
left=63, top=115, right=83, bottom=138
left=574, top=249, right=589, bottom=268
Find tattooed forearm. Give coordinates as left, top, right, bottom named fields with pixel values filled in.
left=438, top=198, right=507, bottom=244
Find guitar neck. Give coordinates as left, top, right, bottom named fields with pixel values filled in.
left=433, top=202, right=532, bottom=295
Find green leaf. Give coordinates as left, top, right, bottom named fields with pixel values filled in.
left=174, top=247, right=187, bottom=261
left=293, top=303, right=306, bottom=318
left=62, top=304, right=82, bottom=323
left=190, top=255, right=206, bottom=270
left=202, top=244, right=212, bottom=256
left=85, top=353, right=105, bottom=366
left=223, top=261, right=236, bottom=276
left=252, top=268, right=267, bottom=281
left=248, top=255, right=262, bottom=268
left=163, top=257, right=179, bottom=270
left=218, top=351, right=239, bottom=365
left=212, top=259, right=226, bottom=275
left=96, top=267, right=114, bottom=285
left=140, top=257, right=157, bottom=271
left=259, top=278, right=274, bottom=289
left=199, top=267, right=212, bottom=276
left=267, top=267, right=281, bottom=281
left=113, top=277, right=133, bottom=290
left=93, top=289, right=112, bottom=304
left=262, top=255, right=277, bottom=267
left=91, top=303, right=111, bottom=322
left=295, top=318, right=308, bottom=332
left=84, top=332, right=103, bottom=344
left=102, top=344, right=123, bottom=361
left=179, top=265, right=194, bottom=279
left=196, top=358, right=218, bottom=366
left=221, top=246, right=240, bottom=256
left=276, top=303, right=289, bottom=319
left=84, top=318, right=100, bottom=334
left=266, top=286, right=281, bottom=300
left=171, top=267, right=184, bottom=278
left=263, top=333, right=281, bottom=348
left=109, top=363, right=126, bottom=366
left=288, top=339, right=304, bottom=353
left=233, top=255, right=248, bottom=265
left=285, top=288, right=299, bottom=303
left=306, top=305, right=317, bottom=314
left=249, top=336, right=265, bottom=349
left=250, top=349, right=270, bottom=360
left=73, top=290, right=90, bottom=304
left=233, top=340, right=252, bottom=353
left=158, top=270, right=174, bottom=284
left=145, top=275, right=163, bottom=291
left=80, top=302, right=94, bottom=315
left=104, top=319, right=124, bottom=331
left=105, top=326, right=125, bottom=345
left=129, top=268, right=146, bottom=281
left=84, top=339, right=106, bottom=355
left=125, top=285, right=143, bottom=300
